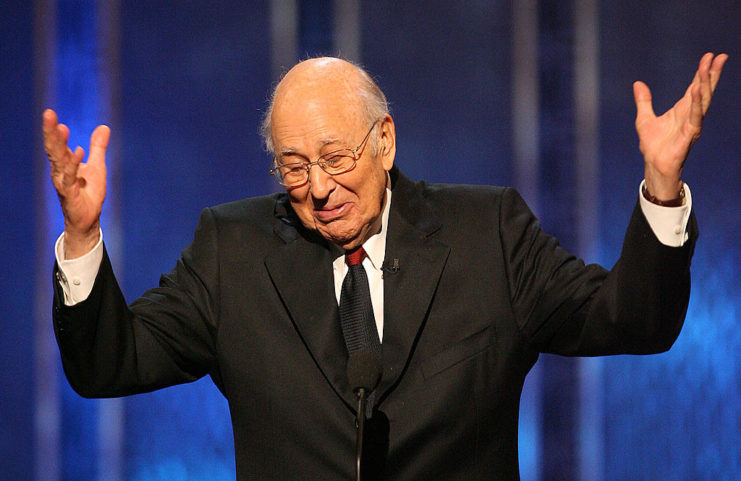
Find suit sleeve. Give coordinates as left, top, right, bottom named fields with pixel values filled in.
left=53, top=207, right=221, bottom=398
left=499, top=187, right=697, bottom=356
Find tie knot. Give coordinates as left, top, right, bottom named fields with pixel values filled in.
left=345, top=247, right=366, bottom=266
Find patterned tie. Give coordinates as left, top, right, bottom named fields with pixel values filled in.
left=339, top=247, right=382, bottom=360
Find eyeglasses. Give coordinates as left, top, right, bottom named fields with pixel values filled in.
left=269, top=120, right=379, bottom=188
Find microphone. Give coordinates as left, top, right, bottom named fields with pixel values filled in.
left=346, top=350, right=382, bottom=481
left=347, top=350, right=382, bottom=395
left=381, top=258, right=400, bottom=275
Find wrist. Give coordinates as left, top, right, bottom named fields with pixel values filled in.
left=63, top=224, right=101, bottom=259
left=642, top=182, right=686, bottom=207
left=643, top=164, right=683, bottom=201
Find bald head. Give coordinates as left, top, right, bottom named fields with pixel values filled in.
left=261, top=57, right=388, bottom=154
left=277, top=57, right=360, bottom=96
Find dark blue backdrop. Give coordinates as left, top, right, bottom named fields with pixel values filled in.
left=2, top=1, right=739, bottom=480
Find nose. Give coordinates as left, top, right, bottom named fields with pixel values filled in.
left=307, top=163, right=336, bottom=200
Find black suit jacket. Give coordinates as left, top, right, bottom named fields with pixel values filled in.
left=53, top=167, right=696, bottom=480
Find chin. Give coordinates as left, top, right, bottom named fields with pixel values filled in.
left=318, top=225, right=364, bottom=248
left=321, top=231, right=359, bottom=248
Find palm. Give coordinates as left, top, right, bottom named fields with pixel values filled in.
left=633, top=52, right=727, bottom=199
left=57, top=147, right=107, bottom=229
left=636, top=87, right=696, bottom=175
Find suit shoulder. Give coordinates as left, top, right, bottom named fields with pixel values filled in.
left=391, top=167, right=524, bottom=212
left=192, top=193, right=287, bottom=246
left=422, top=181, right=508, bottom=198
left=416, top=180, right=516, bottom=213
left=206, top=193, right=283, bottom=221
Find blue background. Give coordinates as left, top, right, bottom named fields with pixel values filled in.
left=2, top=1, right=739, bottom=479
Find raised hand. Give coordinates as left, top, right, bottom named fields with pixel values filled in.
left=633, top=52, right=727, bottom=201
left=43, top=109, right=110, bottom=259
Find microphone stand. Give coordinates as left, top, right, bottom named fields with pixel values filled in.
left=346, top=350, right=381, bottom=481
left=355, top=387, right=368, bottom=481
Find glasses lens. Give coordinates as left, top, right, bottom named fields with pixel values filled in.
left=320, top=150, right=355, bottom=174
left=277, top=163, right=307, bottom=186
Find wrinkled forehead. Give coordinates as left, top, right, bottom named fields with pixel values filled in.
left=271, top=81, right=366, bottom=152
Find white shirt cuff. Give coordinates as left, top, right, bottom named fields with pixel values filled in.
left=638, top=180, right=692, bottom=247
left=55, top=229, right=104, bottom=306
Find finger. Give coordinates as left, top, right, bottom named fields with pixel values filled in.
left=48, top=131, right=76, bottom=178
left=62, top=146, right=84, bottom=185
left=42, top=109, right=58, bottom=136
left=87, top=125, right=111, bottom=167
left=633, top=81, right=655, bottom=126
left=43, top=110, right=68, bottom=162
left=708, top=53, right=728, bottom=93
left=686, top=52, right=712, bottom=94
left=698, top=55, right=713, bottom=114
left=73, top=145, right=85, bottom=164
left=50, top=123, right=75, bottom=165
left=51, top=145, right=83, bottom=194
left=57, top=123, right=71, bottom=144
left=688, top=81, right=704, bottom=130
left=699, top=51, right=714, bottom=70
left=685, top=52, right=710, bottom=97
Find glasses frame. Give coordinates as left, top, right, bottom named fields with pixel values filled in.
left=269, top=120, right=379, bottom=187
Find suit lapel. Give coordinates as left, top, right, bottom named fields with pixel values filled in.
left=264, top=203, right=357, bottom=410
left=378, top=170, right=451, bottom=400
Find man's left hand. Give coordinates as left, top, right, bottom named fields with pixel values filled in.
left=634, top=52, right=727, bottom=201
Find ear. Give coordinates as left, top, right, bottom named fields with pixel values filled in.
left=378, top=114, right=396, bottom=171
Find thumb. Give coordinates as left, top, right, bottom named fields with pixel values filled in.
left=633, top=81, right=655, bottom=127
left=88, top=124, right=111, bottom=165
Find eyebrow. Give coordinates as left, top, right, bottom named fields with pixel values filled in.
left=318, top=137, right=343, bottom=148
left=278, top=136, right=344, bottom=158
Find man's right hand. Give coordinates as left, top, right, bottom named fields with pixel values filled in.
left=43, top=109, right=110, bottom=259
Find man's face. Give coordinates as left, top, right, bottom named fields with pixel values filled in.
left=270, top=68, right=395, bottom=250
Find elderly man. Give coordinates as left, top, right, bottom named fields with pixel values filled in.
left=45, top=54, right=726, bottom=480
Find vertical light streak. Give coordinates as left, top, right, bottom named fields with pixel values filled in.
left=512, top=1, right=541, bottom=480
left=512, top=0, right=541, bottom=217
left=269, top=0, right=299, bottom=80
left=33, top=0, right=61, bottom=479
left=573, top=0, right=603, bottom=480
left=33, top=1, right=124, bottom=479
left=95, top=0, right=124, bottom=480
left=333, top=0, right=361, bottom=63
